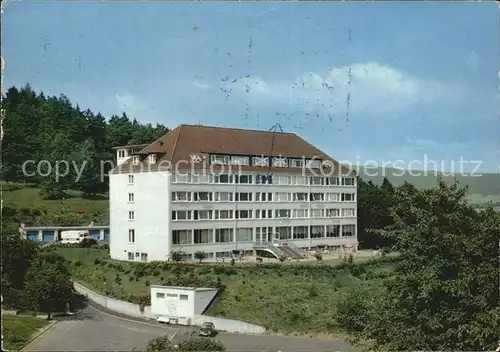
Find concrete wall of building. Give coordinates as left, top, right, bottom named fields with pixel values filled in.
left=150, top=286, right=218, bottom=318
left=73, top=281, right=266, bottom=334
left=110, top=170, right=172, bottom=261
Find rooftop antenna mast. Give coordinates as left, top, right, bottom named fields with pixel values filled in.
left=256, top=123, right=284, bottom=185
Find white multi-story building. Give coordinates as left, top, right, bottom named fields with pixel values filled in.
left=109, top=124, right=357, bottom=262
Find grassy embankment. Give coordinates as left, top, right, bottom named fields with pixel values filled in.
left=53, top=247, right=397, bottom=335
left=2, top=315, right=49, bottom=351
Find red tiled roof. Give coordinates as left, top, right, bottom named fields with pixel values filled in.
left=111, top=124, right=352, bottom=175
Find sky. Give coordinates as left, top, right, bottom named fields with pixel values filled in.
left=3, top=1, right=499, bottom=173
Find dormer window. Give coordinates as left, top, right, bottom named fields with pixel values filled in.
left=150, top=154, right=156, bottom=164
left=289, top=158, right=304, bottom=168
left=272, top=156, right=288, bottom=167
left=211, top=155, right=229, bottom=165
left=133, top=156, right=139, bottom=165
left=306, top=159, right=321, bottom=169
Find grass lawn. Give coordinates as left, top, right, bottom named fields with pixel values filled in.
left=2, top=315, right=49, bottom=351
left=2, top=183, right=108, bottom=224
left=52, top=247, right=397, bottom=335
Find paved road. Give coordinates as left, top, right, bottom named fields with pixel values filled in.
left=24, top=304, right=358, bottom=351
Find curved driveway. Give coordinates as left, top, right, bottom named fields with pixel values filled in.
left=23, top=304, right=357, bottom=351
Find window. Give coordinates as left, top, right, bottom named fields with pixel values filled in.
left=342, top=177, right=355, bottom=186
left=128, top=229, right=135, bottom=243
left=289, top=158, right=304, bottom=168
left=256, top=209, right=273, bottom=219
left=235, top=192, right=252, bottom=202
left=327, top=177, right=340, bottom=186
left=292, top=176, right=307, bottom=185
left=150, top=154, right=156, bottom=164
left=256, top=192, right=273, bottom=202
left=235, top=228, right=253, bottom=241
left=311, top=209, right=324, bottom=218
left=293, top=209, right=308, bottom=218
left=179, top=294, right=188, bottom=301
left=141, top=253, right=148, bottom=261
left=341, top=193, right=356, bottom=202
left=326, top=225, right=340, bottom=237
left=173, top=230, right=191, bottom=244
left=172, top=210, right=191, bottom=221
left=277, top=175, right=291, bottom=185
left=276, top=192, right=291, bottom=202
left=172, top=192, right=191, bottom=202
left=293, top=226, right=308, bottom=239
left=236, top=210, right=252, bottom=219
left=306, top=159, right=322, bottom=169
left=128, top=193, right=134, bottom=202
left=193, top=210, right=212, bottom=220
left=156, top=292, right=165, bottom=298
left=325, top=193, right=340, bottom=202
left=275, top=209, right=291, bottom=218
left=127, top=252, right=134, bottom=260
left=173, top=173, right=191, bottom=183
left=194, top=229, right=213, bottom=244
left=256, top=174, right=273, bottom=184
left=215, top=174, right=232, bottom=184
left=326, top=208, right=340, bottom=217
left=293, top=193, right=308, bottom=201
left=128, top=211, right=135, bottom=220
left=310, top=193, right=324, bottom=201
left=166, top=293, right=178, bottom=298
left=230, top=156, right=250, bottom=165
left=135, top=252, right=140, bottom=258
left=194, top=192, right=213, bottom=201
left=272, top=156, right=288, bottom=167
left=128, top=175, right=134, bottom=184
left=215, top=210, right=233, bottom=219
left=191, top=173, right=212, bottom=183
left=133, top=156, right=139, bottom=165
left=342, top=208, right=356, bottom=217
left=342, top=224, right=356, bottom=237
left=276, top=226, right=292, bottom=240
left=211, top=155, right=229, bottom=165
left=118, top=150, right=126, bottom=158
left=235, top=174, right=252, bottom=184
left=310, top=177, right=324, bottom=185
left=215, top=228, right=234, bottom=243
left=252, top=156, right=269, bottom=167
left=214, top=192, right=233, bottom=202
left=310, top=225, right=324, bottom=238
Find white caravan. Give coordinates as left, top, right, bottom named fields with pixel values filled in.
left=60, top=230, right=90, bottom=244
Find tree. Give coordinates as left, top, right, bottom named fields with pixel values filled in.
left=194, top=251, right=207, bottom=263
left=22, top=253, right=73, bottom=318
left=341, top=179, right=500, bottom=351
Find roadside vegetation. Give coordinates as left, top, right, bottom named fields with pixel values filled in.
left=2, top=315, right=49, bottom=351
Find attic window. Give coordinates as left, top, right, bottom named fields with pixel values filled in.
left=133, top=156, right=139, bottom=165
left=211, top=155, right=229, bottom=165
left=150, top=154, right=156, bottom=164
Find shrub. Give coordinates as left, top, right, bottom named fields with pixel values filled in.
left=79, top=238, right=97, bottom=248
left=278, top=254, right=287, bottom=263
left=170, top=251, right=185, bottom=262
left=194, top=251, right=207, bottom=263
left=144, top=335, right=171, bottom=352
left=314, top=253, right=323, bottom=261
left=177, top=337, right=227, bottom=351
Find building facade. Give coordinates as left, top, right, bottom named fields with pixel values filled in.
left=109, top=125, right=358, bottom=262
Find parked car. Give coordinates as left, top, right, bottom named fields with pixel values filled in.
left=198, top=322, right=216, bottom=337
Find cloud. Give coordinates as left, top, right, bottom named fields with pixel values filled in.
left=466, top=52, right=480, bottom=71
left=193, top=81, right=212, bottom=91
left=209, top=61, right=464, bottom=118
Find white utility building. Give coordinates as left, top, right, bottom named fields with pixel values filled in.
left=150, top=285, right=218, bottom=325
left=109, top=124, right=358, bottom=262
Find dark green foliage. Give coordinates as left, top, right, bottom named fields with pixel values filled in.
left=336, top=179, right=500, bottom=351
left=177, top=338, right=227, bottom=351
left=22, top=253, right=73, bottom=318
left=170, top=250, right=185, bottom=262
left=1, top=84, right=169, bottom=198
left=194, top=251, right=207, bottom=263
left=79, top=238, right=98, bottom=248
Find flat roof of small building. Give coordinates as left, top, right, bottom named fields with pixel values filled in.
left=112, top=144, right=149, bottom=150
left=150, top=284, right=217, bottom=292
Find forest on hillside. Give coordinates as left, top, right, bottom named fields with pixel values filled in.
left=1, top=84, right=169, bottom=198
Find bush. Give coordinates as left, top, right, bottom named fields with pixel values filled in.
left=79, top=238, right=97, bottom=248
left=144, top=335, right=171, bottom=352
left=177, top=337, right=227, bottom=351
left=314, top=252, right=323, bottom=261
left=170, top=250, right=185, bottom=262
left=194, top=251, right=207, bottom=263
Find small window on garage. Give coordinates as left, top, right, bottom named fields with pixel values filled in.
left=179, top=294, right=188, bottom=300
left=156, top=292, right=165, bottom=298
left=166, top=293, right=178, bottom=298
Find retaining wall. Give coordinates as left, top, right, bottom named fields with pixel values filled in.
left=73, top=281, right=266, bottom=334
